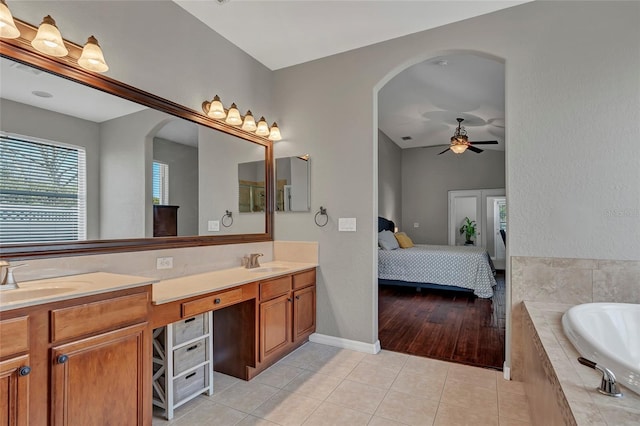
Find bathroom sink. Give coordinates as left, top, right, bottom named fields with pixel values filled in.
left=249, top=267, right=289, bottom=273
left=0, top=286, right=76, bottom=303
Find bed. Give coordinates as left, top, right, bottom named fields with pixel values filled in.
left=378, top=217, right=496, bottom=298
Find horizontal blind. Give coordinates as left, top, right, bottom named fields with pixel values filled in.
left=0, top=134, right=87, bottom=244
left=152, top=161, right=169, bottom=205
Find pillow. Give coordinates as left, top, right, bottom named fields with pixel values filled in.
left=378, top=230, right=399, bottom=250
left=394, top=232, right=414, bottom=248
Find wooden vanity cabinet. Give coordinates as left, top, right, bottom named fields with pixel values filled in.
left=0, top=316, right=30, bottom=426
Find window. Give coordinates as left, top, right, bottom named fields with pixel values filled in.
left=0, top=133, right=86, bottom=244
left=152, top=161, right=169, bottom=205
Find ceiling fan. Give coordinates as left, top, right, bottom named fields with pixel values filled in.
left=437, top=118, right=498, bottom=155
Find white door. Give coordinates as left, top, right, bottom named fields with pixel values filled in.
left=448, top=190, right=482, bottom=246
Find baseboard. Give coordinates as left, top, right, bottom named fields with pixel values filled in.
left=503, top=363, right=511, bottom=380
left=309, top=333, right=381, bottom=354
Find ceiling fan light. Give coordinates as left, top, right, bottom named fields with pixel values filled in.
left=451, top=144, right=468, bottom=154
left=255, top=116, right=270, bottom=136
left=31, top=15, right=68, bottom=57
left=0, top=0, right=20, bottom=39
left=241, top=110, right=257, bottom=132
left=225, top=103, right=242, bottom=125
left=78, top=36, right=109, bottom=72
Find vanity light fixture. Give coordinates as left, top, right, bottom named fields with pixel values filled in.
left=241, top=110, right=257, bottom=132
left=225, top=103, right=242, bottom=126
left=203, top=95, right=226, bottom=119
left=268, top=122, right=282, bottom=141
left=255, top=117, right=270, bottom=136
left=31, top=15, right=68, bottom=57
left=0, top=0, right=20, bottom=39
left=78, top=35, right=109, bottom=73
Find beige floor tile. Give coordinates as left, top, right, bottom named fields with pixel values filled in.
left=402, top=356, right=450, bottom=376
left=360, top=350, right=409, bottom=372
left=252, top=390, right=322, bottom=425
left=254, top=363, right=305, bottom=389
left=368, top=416, right=409, bottom=425
left=170, top=401, right=247, bottom=425
left=346, top=362, right=400, bottom=389
left=374, top=389, right=439, bottom=425
left=496, top=374, right=527, bottom=396
left=434, top=402, right=498, bottom=426
left=283, top=370, right=343, bottom=400
left=325, top=379, right=388, bottom=414
left=391, top=369, right=446, bottom=402
left=212, top=380, right=280, bottom=413
left=498, top=417, right=531, bottom=426
left=440, top=379, right=498, bottom=416
left=498, top=392, right=531, bottom=423
left=304, top=348, right=365, bottom=378
left=303, top=401, right=372, bottom=425
left=214, top=372, right=243, bottom=396
left=236, top=415, right=279, bottom=425
left=446, top=364, right=497, bottom=390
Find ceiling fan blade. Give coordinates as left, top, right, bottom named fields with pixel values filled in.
left=422, top=144, right=450, bottom=149
left=467, top=145, right=484, bottom=153
left=470, top=140, right=498, bottom=145
left=437, top=147, right=451, bottom=155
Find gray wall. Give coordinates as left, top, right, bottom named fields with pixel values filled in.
left=377, top=130, right=402, bottom=230
left=153, top=137, right=199, bottom=236
left=402, top=147, right=505, bottom=244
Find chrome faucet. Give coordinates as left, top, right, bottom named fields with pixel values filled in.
left=577, top=357, right=623, bottom=397
left=0, top=262, right=26, bottom=290
left=244, top=253, right=263, bottom=269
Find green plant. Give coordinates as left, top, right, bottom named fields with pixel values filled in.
left=459, top=217, right=477, bottom=243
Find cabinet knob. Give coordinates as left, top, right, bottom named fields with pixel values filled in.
left=57, top=354, right=69, bottom=364
left=295, top=295, right=301, bottom=300
left=19, top=366, right=31, bottom=376
left=287, top=298, right=292, bottom=302
left=214, top=298, right=221, bottom=304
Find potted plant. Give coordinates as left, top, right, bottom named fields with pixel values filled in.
left=459, top=217, right=477, bottom=245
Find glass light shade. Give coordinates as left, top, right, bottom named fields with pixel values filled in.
left=450, top=144, right=468, bottom=154
left=268, top=122, right=282, bottom=141
left=78, top=36, right=109, bottom=72
left=206, top=95, right=226, bottom=119
left=241, top=110, right=257, bottom=132
left=0, top=0, right=20, bottom=39
left=31, top=15, right=68, bottom=57
left=225, top=103, right=242, bottom=125
left=255, top=116, right=269, bottom=136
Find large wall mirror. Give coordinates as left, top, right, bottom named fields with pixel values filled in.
left=0, top=27, right=273, bottom=259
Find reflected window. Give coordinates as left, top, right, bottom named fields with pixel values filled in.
left=0, top=133, right=86, bottom=243
left=152, top=161, right=169, bottom=205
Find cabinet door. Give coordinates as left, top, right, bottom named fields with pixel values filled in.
left=0, top=355, right=30, bottom=426
left=260, top=294, right=291, bottom=362
left=51, top=323, right=147, bottom=426
left=293, top=286, right=316, bottom=342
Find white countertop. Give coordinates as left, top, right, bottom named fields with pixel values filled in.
left=152, top=261, right=317, bottom=305
left=0, top=272, right=157, bottom=312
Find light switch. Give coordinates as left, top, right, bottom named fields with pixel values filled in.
left=413, top=222, right=420, bottom=228
left=338, top=218, right=357, bottom=232
left=208, top=220, right=220, bottom=232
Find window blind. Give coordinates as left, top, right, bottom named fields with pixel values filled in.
left=152, top=161, right=169, bottom=205
left=0, top=134, right=86, bottom=244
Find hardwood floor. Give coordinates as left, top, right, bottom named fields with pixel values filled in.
left=378, top=272, right=505, bottom=370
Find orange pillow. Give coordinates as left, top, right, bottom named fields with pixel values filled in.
left=394, top=232, right=414, bottom=248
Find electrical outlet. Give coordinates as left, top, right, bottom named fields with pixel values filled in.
left=338, top=218, right=357, bottom=232
left=414, top=222, right=420, bottom=228
left=208, top=220, right=220, bottom=232
left=156, top=257, right=173, bottom=269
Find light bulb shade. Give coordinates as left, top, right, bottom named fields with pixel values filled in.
left=204, top=95, right=226, bottom=119
left=0, top=0, right=20, bottom=39
left=78, top=36, right=109, bottom=72
left=31, top=15, right=68, bottom=57
left=450, top=144, right=468, bottom=154
left=255, top=116, right=269, bottom=136
left=225, top=103, right=242, bottom=125
left=268, top=122, right=282, bottom=141
left=241, top=110, right=257, bottom=132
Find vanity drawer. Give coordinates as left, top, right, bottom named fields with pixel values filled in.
left=181, top=288, right=243, bottom=318
left=260, top=276, right=291, bottom=301
left=174, top=338, right=207, bottom=375
left=0, top=316, right=29, bottom=358
left=292, top=269, right=316, bottom=290
left=173, top=365, right=208, bottom=403
left=173, top=314, right=207, bottom=346
left=50, top=292, right=148, bottom=343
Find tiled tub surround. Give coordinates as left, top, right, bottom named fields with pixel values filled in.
left=511, top=257, right=640, bottom=381
left=523, top=301, right=640, bottom=425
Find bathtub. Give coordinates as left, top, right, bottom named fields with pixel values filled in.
left=562, top=303, right=640, bottom=396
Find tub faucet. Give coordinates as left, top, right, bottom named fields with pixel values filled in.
left=245, top=253, right=263, bottom=269
left=0, top=262, right=26, bottom=290
left=577, top=357, right=623, bottom=398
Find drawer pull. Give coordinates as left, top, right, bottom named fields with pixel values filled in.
left=184, top=317, right=196, bottom=323
left=185, top=372, right=196, bottom=379
left=186, top=344, right=199, bottom=352
left=214, top=298, right=221, bottom=304
left=19, top=366, right=31, bottom=376
left=57, top=354, right=69, bottom=364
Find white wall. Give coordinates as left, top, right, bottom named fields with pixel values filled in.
left=273, top=1, right=640, bottom=345
left=377, top=130, right=402, bottom=230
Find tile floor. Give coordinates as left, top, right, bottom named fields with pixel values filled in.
left=153, top=342, right=532, bottom=425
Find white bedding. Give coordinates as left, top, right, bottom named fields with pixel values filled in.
left=378, top=244, right=496, bottom=298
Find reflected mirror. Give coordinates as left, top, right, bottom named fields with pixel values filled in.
left=275, top=155, right=310, bottom=212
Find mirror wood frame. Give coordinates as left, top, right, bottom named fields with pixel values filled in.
left=0, top=19, right=274, bottom=260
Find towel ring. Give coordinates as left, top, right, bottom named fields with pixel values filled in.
left=314, top=206, right=328, bottom=227
left=221, top=210, right=233, bottom=227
